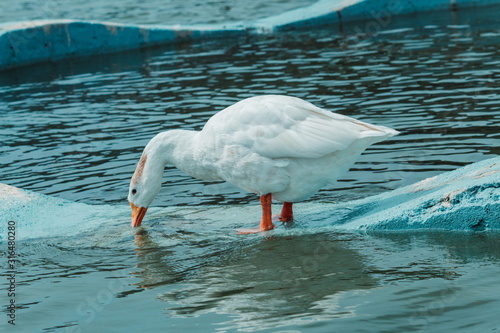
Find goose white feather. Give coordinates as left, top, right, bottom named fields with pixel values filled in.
left=128, top=95, right=399, bottom=230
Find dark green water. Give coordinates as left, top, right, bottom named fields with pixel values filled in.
left=1, top=3, right=500, bottom=333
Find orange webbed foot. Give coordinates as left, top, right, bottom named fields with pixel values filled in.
left=236, top=224, right=275, bottom=235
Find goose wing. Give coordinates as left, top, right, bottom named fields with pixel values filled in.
left=202, top=95, right=397, bottom=159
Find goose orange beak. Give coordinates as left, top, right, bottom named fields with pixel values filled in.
left=130, top=201, right=148, bottom=228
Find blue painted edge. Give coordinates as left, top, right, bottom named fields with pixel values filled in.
left=288, top=155, right=500, bottom=232
left=1, top=156, right=499, bottom=240
left=332, top=155, right=500, bottom=231
left=1, top=0, right=500, bottom=71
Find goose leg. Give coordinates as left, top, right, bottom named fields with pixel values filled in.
left=279, top=202, right=293, bottom=222
left=259, top=193, right=275, bottom=231
left=237, top=193, right=275, bottom=234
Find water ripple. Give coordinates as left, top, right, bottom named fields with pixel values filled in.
left=2, top=24, right=500, bottom=205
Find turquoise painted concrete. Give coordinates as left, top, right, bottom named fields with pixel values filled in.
left=1, top=0, right=500, bottom=71
left=1, top=156, right=499, bottom=240
left=326, top=156, right=500, bottom=231
left=0, top=20, right=246, bottom=71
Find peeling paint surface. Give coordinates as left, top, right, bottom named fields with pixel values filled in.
left=330, top=157, right=500, bottom=231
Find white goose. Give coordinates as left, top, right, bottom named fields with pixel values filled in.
left=128, top=95, right=398, bottom=233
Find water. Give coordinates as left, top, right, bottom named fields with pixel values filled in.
left=1, top=2, right=500, bottom=332
left=7, top=230, right=500, bottom=332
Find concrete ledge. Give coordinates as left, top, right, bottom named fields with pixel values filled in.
left=320, top=156, right=500, bottom=231
left=1, top=0, right=500, bottom=71
left=0, top=20, right=247, bottom=71
left=1, top=156, right=499, bottom=240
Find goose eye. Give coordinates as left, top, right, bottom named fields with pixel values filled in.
left=132, top=189, right=137, bottom=195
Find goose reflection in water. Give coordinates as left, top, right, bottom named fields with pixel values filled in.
left=132, top=229, right=379, bottom=329
left=129, top=222, right=500, bottom=332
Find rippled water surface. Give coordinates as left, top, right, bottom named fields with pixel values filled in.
left=1, top=3, right=500, bottom=333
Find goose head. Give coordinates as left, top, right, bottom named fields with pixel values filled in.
left=128, top=150, right=162, bottom=227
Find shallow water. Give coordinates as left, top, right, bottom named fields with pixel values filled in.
left=5, top=230, right=500, bottom=332
left=1, top=2, right=500, bottom=333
